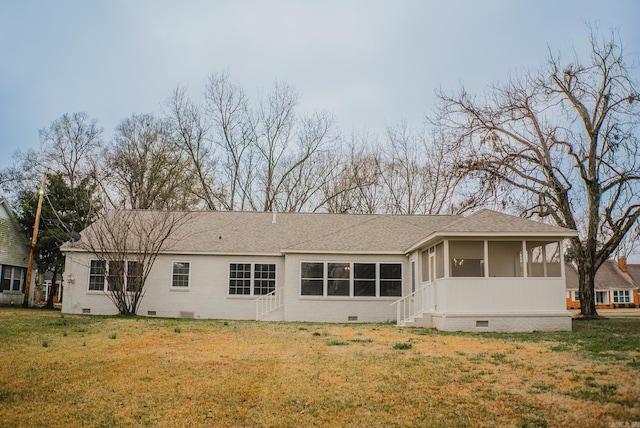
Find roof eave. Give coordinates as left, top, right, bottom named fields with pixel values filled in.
left=405, top=230, right=579, bottom=253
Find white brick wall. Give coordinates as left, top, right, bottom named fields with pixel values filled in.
left=431, top=312, right=572, bottom=332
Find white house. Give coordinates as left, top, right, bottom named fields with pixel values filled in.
left=0, top=199, right=35, bottom=306
left=61, top=209, right=577, bottom=332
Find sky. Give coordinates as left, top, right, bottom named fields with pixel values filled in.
left=0, top=0, right=639, bottom=170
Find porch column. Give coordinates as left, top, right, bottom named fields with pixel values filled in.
left=483, top=240, right=489, bottom=278
left=522, top=240, right=528, bottom=278
left=443, top=240, right=450, bottom=278
left=559, top=240, right=566, bottom=278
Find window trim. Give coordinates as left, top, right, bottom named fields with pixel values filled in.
left=228, top=262, right=277, bottom=297
left=612, top=290, right=631, bottom=304
left=1, top=265, right=25, bottom=293
left=171, top=261, right=191, bottom=289
left=299, top=261, right=402, bottom=299
left=87, top=259, right=145, bottom=293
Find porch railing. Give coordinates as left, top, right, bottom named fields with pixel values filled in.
left=255, top=287, right=284, bottom=320
left=391, top=283, right=434, bottom=326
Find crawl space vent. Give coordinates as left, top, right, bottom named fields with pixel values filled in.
left=147, top=310, right=157, bottom=316
left=179, top=311, right=195, bottom=319
left=476, top=320, right=489, bottom=328
left=348, top=316, right=358, bottom=322
left=82, top=308, right=91, bottom=314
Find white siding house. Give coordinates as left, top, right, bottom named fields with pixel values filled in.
left=0, top=199, right=34, bottom=306
left=61, top=209, right=577, bottom=332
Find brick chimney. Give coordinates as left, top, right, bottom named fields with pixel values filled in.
left=618, top=256, right=628, bottom=273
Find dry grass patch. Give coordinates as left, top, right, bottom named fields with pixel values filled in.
left=0, top=309, right=638, bottom=427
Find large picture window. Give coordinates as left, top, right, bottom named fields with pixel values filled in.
left=301, top=262, right=402, bottom=297
left=612, top=290, right=631, bottom=304
left=229, top=263, right=276, bottom=296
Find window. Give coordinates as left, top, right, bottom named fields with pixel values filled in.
left=573, top=291, right=580, bottom=302
left=595, top=291, right=608, bottom=305
left=88, top=260, right=106, bottom=291
left=254, top=264, right=276, bottom=295
left=89, top=260, right=144, bottom=292
left=2, top=266, right=25, bottom=292
left=229, top=263, right=276, bottom=296
left=172, top=262, right=190, bottom=288
left=613, top=290, right=631, bottom=304
left=301, top=262, right=402, bottom=297
left=107, top=260, right=125, bottom=292
left=380, top=264, right=402, bottom=296
left=127, top=261, right=143, bottom=293
left=229, top=263, right=251, bottom=295
left=301, top=262, right=324, bottom=296
left=354, top=263, right=376, bottom=296
left=328, top=263, right=349, bottom=296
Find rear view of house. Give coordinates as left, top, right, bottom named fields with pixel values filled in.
left=62, top=209, right=578, bottom=332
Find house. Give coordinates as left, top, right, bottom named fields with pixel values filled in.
left=566, top=258, right=640, bottom=309
left=0, top=199, right=34, bottom=306
left=61, top=209, right=577, bottom=332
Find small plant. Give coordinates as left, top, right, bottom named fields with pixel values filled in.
left=326, top=340, right=349, bottom=346
left=42, top=340, right=49, bottom=348
left=82, top=342, right=86, bottom=347
left=350, top=338, right=373, bottom=344
left=109, top=333, right=117, bottom=340
left=393, top=342, right=412, bottom=350
left=62, top=331, right=68, bottom=337
left=174, top=326, right=182, bottom=333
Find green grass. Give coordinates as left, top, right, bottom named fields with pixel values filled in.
left=1, top=308, right=639, bottom=427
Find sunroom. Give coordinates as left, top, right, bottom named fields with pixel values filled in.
left=397, top=235, right=573, bottom=332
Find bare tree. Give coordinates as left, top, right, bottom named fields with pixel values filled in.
left=75, top=210, right=191, bottom=315
left=435, top=29, right=640, bottom=317
left=1, top=112, right=103, bottom=202
left=107, top=114, right=194, bottom=210
left=166, top=86, right=219, bottom=210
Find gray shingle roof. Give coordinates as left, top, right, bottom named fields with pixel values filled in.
left=65, top=209, right=577, bottom=255
left=565, top=260, right=638, bottom=290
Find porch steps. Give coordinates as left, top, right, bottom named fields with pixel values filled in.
left=398, top=312, right=432, bottom=328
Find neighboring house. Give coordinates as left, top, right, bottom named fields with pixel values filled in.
left=40, top=270, right=63, bottom=303
left=566, top=258, right=640, bottom=309
left=0, top=199, right=34, bottom=306
left=61, top=209, right=577, bottom=332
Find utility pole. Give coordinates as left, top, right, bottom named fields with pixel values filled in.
left=23, top=176, right=46, bottom=307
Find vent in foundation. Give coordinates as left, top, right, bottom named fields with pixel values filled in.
left=476, top=320, right=489, bottom=328
left=147, top=310, right=157, bottom=316
left=82, top=308, right=91, bottom=314
left=348, top=315, right=358, bottom=322
left=179, top=311, right=195, bottom=319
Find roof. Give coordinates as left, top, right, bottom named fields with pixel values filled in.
left=63, top=209, right=578, bottom=256
left=566, top=260, right=638, bottom=291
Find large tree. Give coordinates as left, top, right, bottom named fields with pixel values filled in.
left=17, top=172, right=99, bottom=307
left=435, top=29, right=640, bottom=317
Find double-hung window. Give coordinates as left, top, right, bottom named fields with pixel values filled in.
left=229, top=263, right=276, bottom=296
left=172, top=262, right=190, bottom=288
left=88, top=260, right=106, bottom=291
left=301, top=262, right=402, bottom=297
left=1, top=266, right=25, bottom=292
left=89, top=260, right=144, bottom=292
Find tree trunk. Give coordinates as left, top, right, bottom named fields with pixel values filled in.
left=45, top=268, right=57, bottom=309
left=578, top=260, right=599, bottom=318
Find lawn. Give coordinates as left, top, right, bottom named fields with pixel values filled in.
left=0, top=308, right=638, bottom=427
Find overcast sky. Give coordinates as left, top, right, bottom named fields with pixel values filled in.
left=1, top=0, right=638, bottom=170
